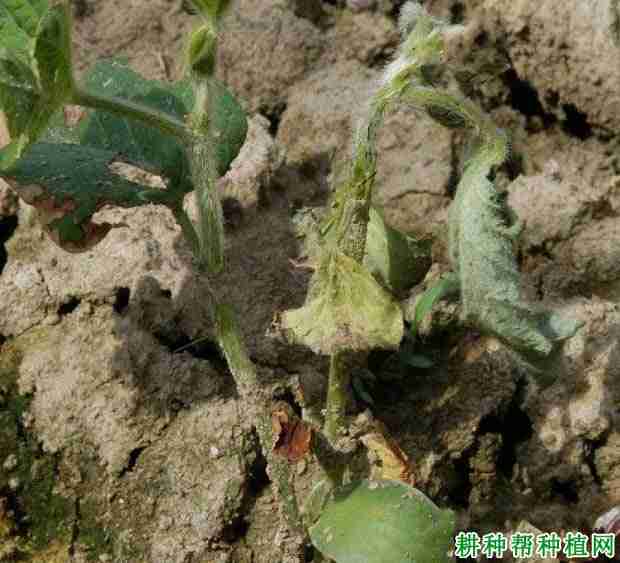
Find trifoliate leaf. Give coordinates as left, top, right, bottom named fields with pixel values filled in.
left=0, top=2, right=74, bottom=169
left=3, top=142, right=175, bottom=251
left=364, top=206, right=431, bottom=294
left=281, top=250, right=404, bottom=355
left=450, top=167, right=583, bottom=357
left=310, top=479, right=455, bottom=563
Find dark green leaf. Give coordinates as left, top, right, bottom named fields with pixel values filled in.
left=45, top=60, right=246, bottom=189
left=310, top=479, right=454, bottom=563
left=3, top=142, right=175, bottom=251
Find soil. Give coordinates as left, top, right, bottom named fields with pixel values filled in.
left=1, top=0, right=620, bottom=561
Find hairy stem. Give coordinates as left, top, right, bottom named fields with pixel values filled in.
left=324, top=352, right=350, bottom=442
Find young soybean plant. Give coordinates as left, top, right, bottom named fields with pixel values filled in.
left=0, top=0, right=308, bottom=558
left=283, top=2, right=582, bottom=562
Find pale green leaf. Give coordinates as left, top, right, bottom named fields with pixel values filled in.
left=281, top=250, right=404, bottom=355
left=310, top=479, right=455, bottom=563
left=450, top=166, right=583, bottom=357
left=364, top=206, right=431, bottom=294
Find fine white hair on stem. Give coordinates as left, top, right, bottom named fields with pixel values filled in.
left=399, top=1, right=425, bottom=37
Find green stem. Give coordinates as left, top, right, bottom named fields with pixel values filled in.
left=170, top=204, right=201, bottom=258
left=72, top=86, right=191, bottom=142
left=324, top=352, right=350, bottom=443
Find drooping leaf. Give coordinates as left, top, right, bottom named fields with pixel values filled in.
left=364, top=206, right=431, bottom=294
left=450, top=161, right=583, bottom=358
left=411, top=273, right=460, bottom=338
left=2, top=142, right=176, bottom=251
left=280, top=249, right=404, bottom=355
left=310, top=479, right=454, bottom=563
left=0, top=1, right=74, bottom=169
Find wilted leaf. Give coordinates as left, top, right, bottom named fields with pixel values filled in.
left=281, top=249, right=404, bottom=355
left=310, top=479, right=454, bottom=563
left=0, top=1, right=74, bottom=169
left=271, top=406, right=312, bottom=463
left=450, top=168, right=583, bottom=358
left=360, top=422, right=414, bottom=485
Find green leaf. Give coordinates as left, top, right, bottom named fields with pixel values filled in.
left=281, top=249, right=404, bottom=355
left=364, top=206, right=431, bottom=294
left=310, top=479, right=455, bottom=563
left=76, top=60, right=194, bottom=192
left=186, top=25, right=217, bottom=76
left=43, top=59, right=246, bottom=193
left=2, top=142, right=175, bottom=251
left=411, top=274, right=460, bottom=338
left=0, top=1, right=74, bottom=169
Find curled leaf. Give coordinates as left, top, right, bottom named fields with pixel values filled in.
left=271, top=406, right=313, bottom=463
left=281, top=249, right=404, bottom=355
left=450, top=165, right=583, bottom=357
left=411, top=273, right=460, bottom=338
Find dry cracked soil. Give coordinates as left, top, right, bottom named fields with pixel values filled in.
left=1, top=0, right=620, bottom=561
